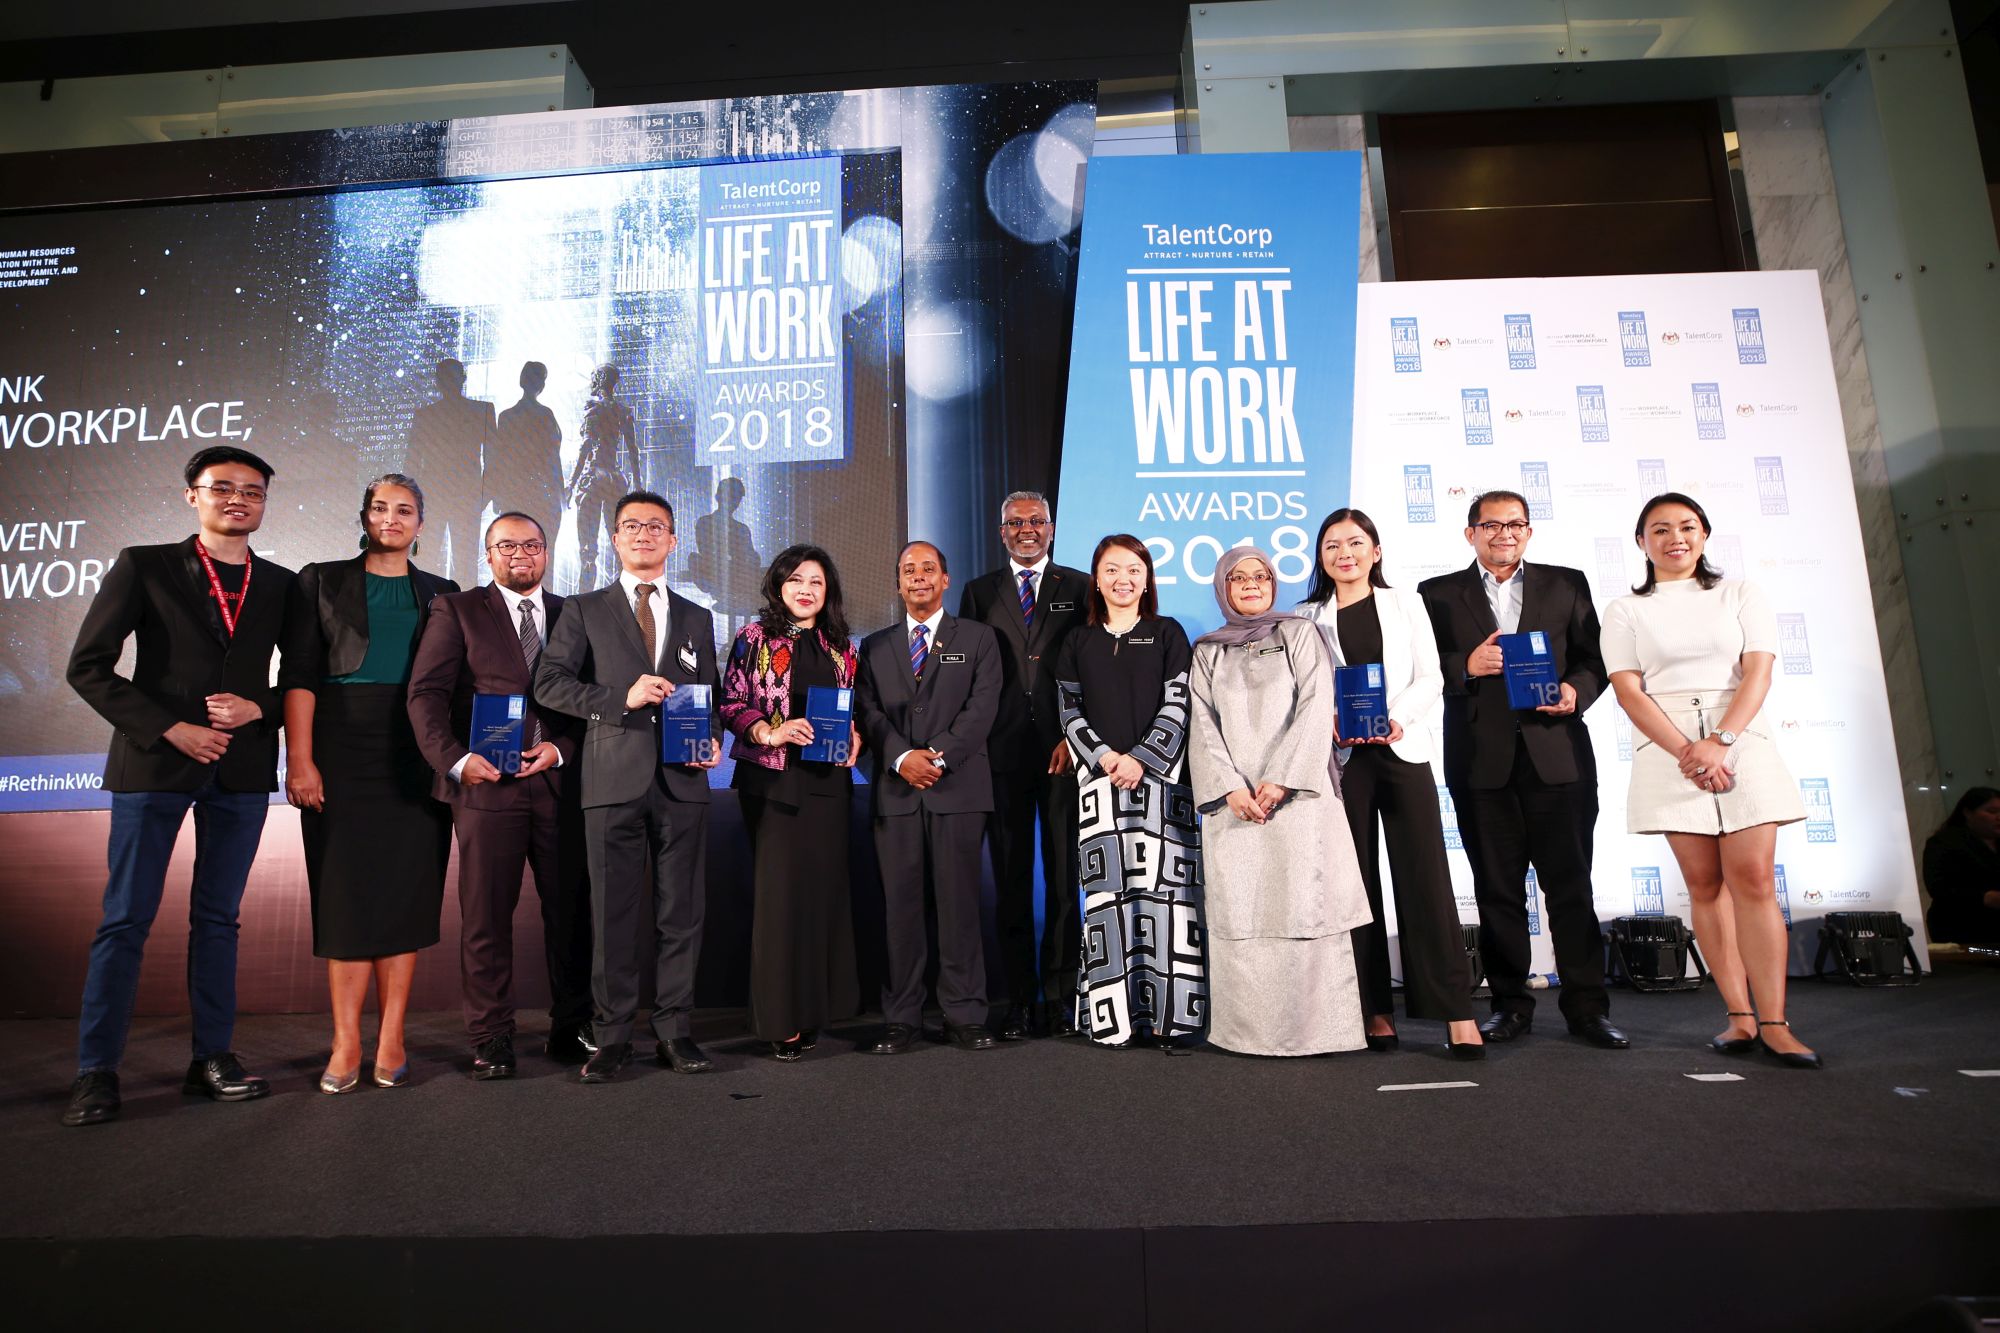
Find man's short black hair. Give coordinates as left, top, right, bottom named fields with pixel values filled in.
left=185, top=445, right=274, bottom=487
left=485, top=511, right=546, bottom=544
left=613, top=490, right=675, bottom=531
left=897, top=540, right=948, bottom=576
left=1467, top=489, right=1530, bottom=527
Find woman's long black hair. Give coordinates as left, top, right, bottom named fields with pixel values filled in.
left=1935, top=786, right=2000, bottom=838
left=1632, top=491, right=1723, bottom=595
left=1301, top=507, right=1390, bottom=606
left=757, top=543, right=850, bottom=643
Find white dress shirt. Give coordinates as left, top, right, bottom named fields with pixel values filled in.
left=1480, top=562, right=1525, bottom=635
left=893, top=607, right=948, bottom=775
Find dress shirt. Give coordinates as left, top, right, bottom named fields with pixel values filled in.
left=893, top=607, right=948, bottom=775
left=450, top=583, right=560, bottom=781
left=1480, top=562, right=1525, bottom=636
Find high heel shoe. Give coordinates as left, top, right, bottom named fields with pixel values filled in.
left=1710, top=1011, right=1758, bottom=1054
left=1757, top=1019, right=1823, bottom=1070
left=1446, top=1039, right=1486, bottom=1061
left=372, top=1060, right=412, bottom=1088
left=770, top=1035, right=806, bottom=1063
left=318, top=1065, right=361, bottom=1095
left=1363, top=1032, right=1399, bottom=1053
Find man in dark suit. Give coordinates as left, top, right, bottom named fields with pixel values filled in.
left=408, top=511, right=594, bottom=1079
left=857, top=541, right=1004, bottom=1053
left=1418, top=489, right=1626, bottom=1048
left=956, top=490, right=1089, bottom=1039
left=534, top=491, right=721, bottom=1081
left=60, top=446, right=296, bottom=1127
left=404, top=356, right=495, bottom=585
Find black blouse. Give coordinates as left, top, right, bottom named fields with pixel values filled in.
left=1055, top=616, right=1192, bottom=760
left=1334, top=594, right=1384, bottom=667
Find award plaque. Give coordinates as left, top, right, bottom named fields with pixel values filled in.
left=1500, top=631, right=1563, bottom=709
left=661, top=683, right=715, bottom=765
left=471, top=693, right=526, bottom=774
left=1334, top=663, right=1393, bottom=742
left=800, top=686, right=854, bottom=764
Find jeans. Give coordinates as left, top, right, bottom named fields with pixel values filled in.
left=76, top=779, right=270, bottom=1073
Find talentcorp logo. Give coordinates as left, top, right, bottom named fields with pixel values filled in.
left=1631, top=866, right=1665, bottom=916
left=1692, top=382, right=1725, bottom=440
left=1801, top=778, right=1836, bottom=844
left=1755, top=455, right=1789, bottom=515
left=1505, top=313, right=1536, bottom=369
left=1575, top=385, right=1609, bottom=443
left=1404, top=463, right=1436, bottom=523
left=1391, top=317, right=1422, bottom=373
left=1733, top=307, right=1767, bottom=365
left=1777, top=612, right=1812, bottom=674
left=1461, top=387, right=1493, bottom=445
left=1437, top=785, right=1461, bottom=850
left=1619, top=310, right=1650, bottom=366
left=1774, top=865, right=1793, bottom=928
left=1521, top=461, right=1553, bottom=520
left=1524, top=867, right=1542, bottom=935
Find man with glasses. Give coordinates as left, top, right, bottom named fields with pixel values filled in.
left=61, top=446, right=296, bottom=1126
left=956, top=490, right=1089, bottom=1039
left=1419, top=491, right=1625, bottom=1049
left=534, top=492, right=721, bottom=1081
left=408, top=512, right=594, bottom=1079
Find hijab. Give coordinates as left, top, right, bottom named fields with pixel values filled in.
left=1196, top=547, right=1302, bottom=648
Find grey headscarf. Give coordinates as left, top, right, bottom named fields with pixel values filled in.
left=1196, top=546, right=1303, bottom=649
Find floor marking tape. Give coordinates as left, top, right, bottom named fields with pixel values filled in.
left=1377, top=1081, right=1479, bottom=1092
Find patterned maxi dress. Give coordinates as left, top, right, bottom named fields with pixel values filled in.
left=1054, top=616, right=1207, bottom=1044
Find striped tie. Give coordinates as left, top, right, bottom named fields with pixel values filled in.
left=1018, top=569, right=1036, bottom=630
left=909, top=622, right=929, bottom=679
left=517, top=599, right=543, bottom=748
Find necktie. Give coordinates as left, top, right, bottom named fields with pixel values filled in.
left=1018, top=569, right=1036, bottom=631
left=909, top=622, right=930, bottom=680
left=635, top=582, right=658, bottom=669
left=517, top=599, right=543, bottom=748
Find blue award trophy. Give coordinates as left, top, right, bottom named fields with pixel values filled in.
left=800, top=686, right=854, bottom=764
left=661, top=684, right=714, bottom=764
left=471, top=693, right=526, bottom=775
left=1334, top=663, right=1392, bottom=742
left=1499, top=631, right=1563, bottom=709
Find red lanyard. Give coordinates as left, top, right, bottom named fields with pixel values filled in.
left=193, top=540, right=251, bottom=638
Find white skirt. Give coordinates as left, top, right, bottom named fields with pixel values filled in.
left=1627, top=690, right=1807, bottom=836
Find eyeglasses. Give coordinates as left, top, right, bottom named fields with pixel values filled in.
left=1226, top=572, right=1274, bottom=588
left=192, top=482, right=267, bottom=504
left=1000, top=517, right=1050, bottom=531
left=617, top=520, right=670, bottom=537
left=487, top=540, right=546, bottom=556
left=1472, top=520, right=1531, bottom=536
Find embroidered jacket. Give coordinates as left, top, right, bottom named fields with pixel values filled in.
left=720, top=619, right=860, bottom=772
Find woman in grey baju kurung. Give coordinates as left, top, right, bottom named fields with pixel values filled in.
left=1188, top=547, right=1371, bottom=1056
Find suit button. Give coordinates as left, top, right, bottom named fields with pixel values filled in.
left=1690, top=697, right=1700, bottom=707
left=915, top=705, right=926, bottom=713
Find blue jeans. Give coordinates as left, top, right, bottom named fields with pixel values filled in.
left=76, top=779, right=270, bottom=1073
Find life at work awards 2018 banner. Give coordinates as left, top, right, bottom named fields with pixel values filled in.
left=1350, top=270, right=1924, bottom=970
left=1055, top=153, right=1361, bottom=631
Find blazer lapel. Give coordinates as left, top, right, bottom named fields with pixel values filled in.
left=610, top=582, right=653, bottom=667
left=1515, top=563, right=1554, bottom=638
left=1027, top=567, right=1065, bottom=654
left=481, top=585, right=529, bottom=687
left=175, top=538, right=230, bottom=647
left=1459, top=562, right=1499, bottom=638
left=916, top=614, right=955, bottom=698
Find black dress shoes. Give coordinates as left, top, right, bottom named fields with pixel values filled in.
left=472, top=1034, right=516, bottom=1080
left=1569, top=1016, right=1631, bottom=1049
left=545, top=1023, right=595, bottom=1063
left=656, top=1038, right=713, bottom=1074
left=998, top=1004, right=1030, bottom=1042
left=183, top=1053, right=271, bottom=1101
left=62, top=1070, right=121, bottom=1127
left=770, top=1035, right=807, bottom=1062
left=1047, top=1005, right=1080, bottom=1039
left=871, top=1023, right=919, bottom=1055
left=1364, top=1032, right=1400, bottom=1053
left=944, top=1022, right=996, bottom=1051
left=1478, top=1012, right=1533, bottom=1042
left=579, top=1041, right=630, bottom=1082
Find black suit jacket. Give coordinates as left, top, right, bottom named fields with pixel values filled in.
left=855, top=614, right=1002, bottom=817
left=406, top=584, right=583, bottom=809
left=278, top=554, right=456, bottom=694
left=532, top=581, right=719, bottom=808
left=66, top=537, right=296, bottom=794
left=955, top=561, right=1088, bottom=771
left=1417, top=561, right=1607, bottom=790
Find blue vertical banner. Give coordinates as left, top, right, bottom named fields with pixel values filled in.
left=1055, top=153, right=1361, bottom=632
left=696, top=155, right=845, bottom=464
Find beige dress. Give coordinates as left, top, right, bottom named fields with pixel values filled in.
left=1188, top=618, right=1372, bottom=1056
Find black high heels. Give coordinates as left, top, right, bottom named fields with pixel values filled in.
left=1364, top=1032, right=1400, bottom=1053
left=1710, top=1010, right=1758, bottom=1054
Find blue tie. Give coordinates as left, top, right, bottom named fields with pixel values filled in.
left=909, top=623, right=930, bottom=680
left=1018, top=569, right=1036, bottom=631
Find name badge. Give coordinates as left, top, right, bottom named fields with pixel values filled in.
left=940, top=652, right=967, bottom=664
left=1257, top=644, right=1285, bottom=656
left=1128, top=636, right=1155, bottom=645
left=1049, top=601, right=1076, bottom=612
left=677, top=643, right=697, bottom=672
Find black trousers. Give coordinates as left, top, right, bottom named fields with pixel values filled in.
left=1341, top=746, right=1473, bottom=1022
left=987, top=763, right=1080, bottom=1006
left=1454, top=740, right=1607, bottom=1022
left=875, top=806, right=988, bottom=1028
left=582, top=773, right=708, bottom=1046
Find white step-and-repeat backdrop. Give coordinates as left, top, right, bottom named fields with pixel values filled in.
left=1350, top=269, right=1923, bottom=975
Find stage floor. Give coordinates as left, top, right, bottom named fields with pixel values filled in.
left=5, top=966, right=1999, bottom=1330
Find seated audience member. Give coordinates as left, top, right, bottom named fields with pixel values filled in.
left=1924, top=786, right=2000, bottom=947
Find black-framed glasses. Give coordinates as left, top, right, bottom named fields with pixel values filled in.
left=1000, top=517, right=1050, bottom=531
left=191, top=482, right=268, bottom=504
left=617, top=520, right=669, bottom=537
left=487, top=540, right=546, bottom=556
left=1472, top=520, right=1530, bottom=536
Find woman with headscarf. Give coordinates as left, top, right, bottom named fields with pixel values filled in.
left=1187, top=546, right=1372, bottom=1056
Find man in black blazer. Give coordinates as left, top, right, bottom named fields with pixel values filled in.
left=534, top=491, right=721, bottom=1081
left=60, top=446, right=296, bottom=1127
left=955, top=491, right=1089, bottom=1039
left=1418, top=490, right=1625, bottom=1048
left=857, top=542, right=1004, bottom=1053
left=408, top=512, right=593, bottom=1079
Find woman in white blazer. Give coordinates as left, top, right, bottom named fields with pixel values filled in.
left=1300, top=508, right=1482, bottom=1058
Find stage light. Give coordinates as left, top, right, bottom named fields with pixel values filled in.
left=1604, top=915, right=1709, bottom=992
left=1812, top=911, right=1924, bottom=986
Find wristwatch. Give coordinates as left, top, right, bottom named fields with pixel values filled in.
left=1714, top=730, right=1738, bottom=747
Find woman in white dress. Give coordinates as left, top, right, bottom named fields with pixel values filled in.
left=1602, top=493, right=1819, bottom=1069
left=1187, top=546, right=1371, bottom=1056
